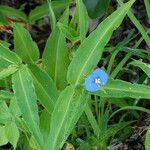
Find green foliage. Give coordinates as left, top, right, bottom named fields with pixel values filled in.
left=0, top=0, right=150, bottom=149
left=12, top=65, right=45, bottom=149
left=0, top=5, right=27, bottom=22
left=83, top=0, right=110, bottom=19
left=43, top=8, right=70, bottom=90
left=67, top=0, right=135, bottom=85
left=13, top=23, right=40, bottom=63
left=29, top=1, right=70, bottom=23
left=95, top=79, right=150, bottom=99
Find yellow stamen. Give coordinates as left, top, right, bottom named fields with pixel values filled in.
left=95, top=78, right=101, bottom=84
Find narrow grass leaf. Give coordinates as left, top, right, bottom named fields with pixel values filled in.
left=77, top=0, right=88, bottom=41
left=145, top=128, right=150, bottom=150
left=117, top=0, right=150, bottom=48
left=46, top=0, right=56, bottom=30
left=129, top=60, right=150, bottom=78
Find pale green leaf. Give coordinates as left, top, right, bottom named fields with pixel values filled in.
left=100, top=121, right=134, bottom=142
left=12, top=65, right=45, bottom=149
left=13, top=23, right=39, bottom=63
left=28, top=64, right=58, bottom=113
left=43, top=9, right=70, bottom=90
left=46, top=86, right=88, bottom=150
left=67, top=0, right=135, bottom=85
left=5, top=122, right=20, bottom=149
left=0, top=125, right=8, bottom=146
left=77, top=0, right=88, bottom=41
left=0, top=64, right=18, bottom=80
left=0, top=44, right=22, bottom=64
left=95, top=79, right=150, bottom=99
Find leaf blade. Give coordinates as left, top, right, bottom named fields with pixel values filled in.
left=67, top=0, right=135, bottom=85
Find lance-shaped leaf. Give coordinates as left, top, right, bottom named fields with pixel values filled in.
left=29, top=1, right=70, bottom=23
left=28, top=64, right=58, bottom=113
left=12, top=65, right=45, bottom=149
left=13, top=23, right=39, bottom=63
left=95, top=79, right=150, bottom=99
left=77, top=0, right=88, bottom=41
left=129, top=60, right=150, bottom=78
left=0, top=44, right=22, bottom=64
left=0, top=64, right=18, bottom=80
left=67, top=0, right=135, bottom=85
left=43, top=9, right=70, bottom=90
left=0, top=5, right=27, bottom=22
left=46, top=86, right=89, bottom=150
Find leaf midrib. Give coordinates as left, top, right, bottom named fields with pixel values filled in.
left=48, top=87, right=74, bottom=149
left=74, top=5, right=129, bottom=85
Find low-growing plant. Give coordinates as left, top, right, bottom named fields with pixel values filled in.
left=0, top=0, right=150, bottom=150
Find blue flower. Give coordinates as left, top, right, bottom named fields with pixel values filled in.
left=84, top=68, right=108, bottom=92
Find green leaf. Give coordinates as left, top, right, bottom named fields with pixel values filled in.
left=83, top=0, right=110, bottom=19
left=0, top=125, right=8, bottom=146
left=95, top=79, right=150, bottom=99
left=110, top=106, right=150, bottom=120
left=77, top=0, right=88, bottom=41
left=0, top=90, right=13, bottom=100
left=57, top=22, right=79, bottom=41
left=29, top=1, right=69, bottom=23
left=28, top=64, right=58, bottom=113
left=9, top=97, right=21, bottom=117
left=13, top=23, right=39, bottom=63
left=100, top=121, right=134, bottom=142
left=0, top=44, right=22, bottom=64
left=129, top=60, right=150, bottom=78
left=5, top=122, right=19, bottom=149
left=0, top=5, right=27, bottom=22
left=0, top=12, right=8, bottom=25
left=46, top=0, right=56, bottom=30
left=0, top=64, right=18, bottom=80
left=40, top=109, right=51, bottom=141
left=67, top=0, right=135, bottom=85
left=144, top=0, right=150, bottom=21
left=12, top=65, right=45, bottom=149
left=0, top=102, right=12, bottom=124
left=117, top=0, right=150, bottom=48
left=46, top=86, right=88, bottom=150
left=145, top=128, right=150, bottom=150
left=85, top=104, right=100, bottom=138
left=43, top=9, right=70, bottom=90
